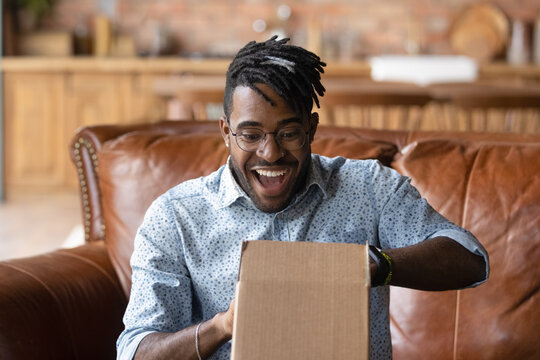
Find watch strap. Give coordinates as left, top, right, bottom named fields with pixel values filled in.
left=369, top=245, right=392, bottom=287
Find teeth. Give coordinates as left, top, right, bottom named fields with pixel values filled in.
left=255, top=169, right=288, bottom=177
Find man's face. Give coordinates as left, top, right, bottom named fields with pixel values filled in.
left=220, top=84, right=318, bottom=213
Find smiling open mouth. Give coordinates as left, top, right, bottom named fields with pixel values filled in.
left=254, top=169, right=289, bottom=188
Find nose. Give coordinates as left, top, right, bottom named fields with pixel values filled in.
left=256, top=133, right=284, bottom=163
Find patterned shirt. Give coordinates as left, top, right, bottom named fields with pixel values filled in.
left=117, top=154, right=489, bottom=360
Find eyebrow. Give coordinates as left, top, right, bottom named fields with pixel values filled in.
left=236, top=117, right=302, bottom=129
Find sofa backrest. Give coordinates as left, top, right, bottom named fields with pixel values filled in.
left=391, top=139, right=540, bottom=359
left=72, top=120, right=540, bottom=359
left=96, top=124, right=400, bottom=295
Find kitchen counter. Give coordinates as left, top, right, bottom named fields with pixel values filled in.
left=2, top=57, right=540, bottom=81
left=0, top=57, right=370, bottom=76
left=0, top=57, right=231, bottom=74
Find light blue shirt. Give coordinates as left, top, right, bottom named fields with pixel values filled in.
left=117, top=154, right=489, bottom=360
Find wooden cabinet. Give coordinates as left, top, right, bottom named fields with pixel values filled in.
left=62, top=73, right=128, bottom=188
left=4, top=73, right=67, bottom=191
left=65, top=73, right=127, bottom=129
left=125, top=74, right=168, bottom=123
left=3, top=70, right=167, bottom=193
left=63, top=73, right=167, bottom=187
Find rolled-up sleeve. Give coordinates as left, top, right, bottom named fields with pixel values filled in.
left=371, top=161, right=489, bottom=286
left=427, top=228, right=489, bottom=287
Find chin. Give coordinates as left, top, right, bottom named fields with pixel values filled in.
left=252, top=197, right=291, bottom=214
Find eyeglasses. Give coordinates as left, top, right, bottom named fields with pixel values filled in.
left=230, top=126, right=309, bottom=152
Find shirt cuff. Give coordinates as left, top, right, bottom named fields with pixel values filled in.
left=428, top=229, right=490, bottom=288
left=117, top=329, right=156, bottom=360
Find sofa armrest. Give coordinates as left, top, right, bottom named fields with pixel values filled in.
left=69, top=120, right=219, bottom=243
left=0, top=242, right=128, bottom=360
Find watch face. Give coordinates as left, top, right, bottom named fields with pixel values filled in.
left=368, top=245, right=390, bottom=287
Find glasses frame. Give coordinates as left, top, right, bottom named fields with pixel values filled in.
left=229, top=126, right=310, bottom=153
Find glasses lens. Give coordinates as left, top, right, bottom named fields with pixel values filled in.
left=236, top=129, right=264, bottom=151
left=277, top=127, right=306, bottom=150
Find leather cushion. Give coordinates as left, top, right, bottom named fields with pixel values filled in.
left=391, top=139, right=540, bottom=359
left=0, top=242, right=126, bottom=359
left=98, top=129, right=398, bottom=296
left=311, top=128, right=397, bottom=167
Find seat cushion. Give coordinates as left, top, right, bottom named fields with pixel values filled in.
left=0, top=242, right=126, bottom=359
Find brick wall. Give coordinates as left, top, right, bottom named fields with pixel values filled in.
left=41, top=0, right=540, bottom=59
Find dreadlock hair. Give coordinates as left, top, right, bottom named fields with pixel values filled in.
left=223, top=36, right=326, bottom=122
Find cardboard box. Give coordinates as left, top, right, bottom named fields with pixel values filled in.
left=231, top=240, right=370, bottom=360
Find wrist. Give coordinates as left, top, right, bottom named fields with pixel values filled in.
left=192, top=314, right=232, bottom=360
left=369, top=262, right=377, bottom=280
left=212, top=310, right=233, bottom=341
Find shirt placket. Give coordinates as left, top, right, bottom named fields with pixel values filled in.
left=272, top=212, right=290, bottom=241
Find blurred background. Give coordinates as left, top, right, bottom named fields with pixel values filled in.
left=3, top=0, right=540, bottom=60
left=1, top=0, right=540, bottom=260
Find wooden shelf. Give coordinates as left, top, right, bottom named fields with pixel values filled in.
left=0, top=57, right=371, bottom=78
left=2, top=57, right=540, bottom=80
left=0, top=57, right=231, bottom=74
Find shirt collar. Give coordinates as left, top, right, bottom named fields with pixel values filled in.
left=215, top=157, right=248, bottom=209
left=296, top=154, right=328, bottom=201
left=215, top=154, right=328, bottom=210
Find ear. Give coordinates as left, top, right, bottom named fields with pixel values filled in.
left=219, top=115, right=231, bottom=148
left=308, top=112, right=319, bottom=143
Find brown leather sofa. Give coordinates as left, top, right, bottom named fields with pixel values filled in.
left=1, top=120, right=538, bottom=359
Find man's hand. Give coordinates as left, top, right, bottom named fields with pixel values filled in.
left=214, top=298, right=235, bottom=340
left=134, top=299, right=236, bottom=360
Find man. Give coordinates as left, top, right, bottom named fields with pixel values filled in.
left=117, top=37, right=489, bottom=360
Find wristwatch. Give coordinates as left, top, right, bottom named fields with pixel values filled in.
left=368, top=245, right=393, bottom=287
